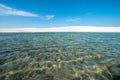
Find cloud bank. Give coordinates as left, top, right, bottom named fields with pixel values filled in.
left=0, top=26, right=120, bottom=32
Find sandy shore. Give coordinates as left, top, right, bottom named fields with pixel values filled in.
left=0, top=26, right=120, bottom=32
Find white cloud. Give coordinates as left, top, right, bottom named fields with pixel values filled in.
left=45, top=15, right=55, bottom=20
left=0, top=3, right=55, bottom=20
left=66, top=18, right=80, bottom=22
left=0, top=3, right=39, bottom=17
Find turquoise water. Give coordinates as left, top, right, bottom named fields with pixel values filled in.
left=0, top=32, right=120, bottom=80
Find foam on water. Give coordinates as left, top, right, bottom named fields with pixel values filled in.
left=0, top=32, right=120, bottom=80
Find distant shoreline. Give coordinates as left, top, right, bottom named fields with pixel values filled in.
left=0, top=26, right=120, bottom=32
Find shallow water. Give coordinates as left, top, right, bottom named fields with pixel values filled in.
left=0, top=32, right=120, bottom=80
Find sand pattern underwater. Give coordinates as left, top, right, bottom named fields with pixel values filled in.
left=0, top=32, right=120, bottom=80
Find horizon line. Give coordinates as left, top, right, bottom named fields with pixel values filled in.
left=0, top=26, right=120, bottom=32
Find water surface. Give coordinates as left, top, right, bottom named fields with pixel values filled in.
left=0, top=32, right=120, bottom=80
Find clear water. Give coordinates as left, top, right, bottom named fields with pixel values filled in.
left=0, top=32, right=120, bottom=80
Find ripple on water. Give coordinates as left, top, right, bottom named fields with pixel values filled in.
left=0, top=33, right=120, bottom=80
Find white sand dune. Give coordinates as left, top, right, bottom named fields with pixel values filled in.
left=0, top=26, right=120, bottom=32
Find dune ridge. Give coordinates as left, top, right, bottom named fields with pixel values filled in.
left=0, top=26, right=120, bottom=32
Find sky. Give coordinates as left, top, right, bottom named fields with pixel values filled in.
left=0, top=0, right=120, bottom=28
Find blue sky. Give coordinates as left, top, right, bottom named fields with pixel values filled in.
left=0, top=0, right=120, bottom=28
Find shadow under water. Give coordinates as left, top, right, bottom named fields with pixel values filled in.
left=0, top=32, right=120, bottom=80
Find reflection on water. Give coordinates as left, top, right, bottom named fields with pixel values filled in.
left=0, top=32, right=120, bottom=80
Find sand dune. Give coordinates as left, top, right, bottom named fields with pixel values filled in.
left=0, top=26, right=120, bottom=32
